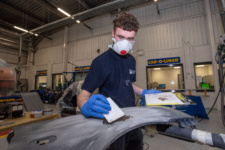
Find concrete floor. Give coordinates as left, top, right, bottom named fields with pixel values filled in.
left=1, top=105, right=225, bottom=150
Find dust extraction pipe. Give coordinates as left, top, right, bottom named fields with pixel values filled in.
left=157, top=125, right=225, bottom=149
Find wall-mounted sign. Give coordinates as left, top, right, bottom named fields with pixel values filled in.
left=0, top=95, right=22, bottom=103
left=147, top=57, right=180, bottom=65
left=36, top=70, right=47, bottom=75
left=75, top=66, right=90, bottom=72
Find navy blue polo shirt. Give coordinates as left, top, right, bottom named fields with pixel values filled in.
left=81, top=48, right=136, bottom=108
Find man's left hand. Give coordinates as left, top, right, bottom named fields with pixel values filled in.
left=142, top=89, right=162, bottom=97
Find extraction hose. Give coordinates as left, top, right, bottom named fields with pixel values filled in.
left=15, top=36, right=23, bottom=89
left=157, top=125, right=225, bottom=149
left=217, top=45, right=225, bottom=126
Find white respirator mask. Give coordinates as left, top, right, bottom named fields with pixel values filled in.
left=110, top=38, right=134, bottom=55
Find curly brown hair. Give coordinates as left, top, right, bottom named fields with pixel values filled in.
left=113, top=12, right=139, bottom=32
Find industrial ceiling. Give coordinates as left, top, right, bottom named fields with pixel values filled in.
left=0, top=0, right=151, bottom=53
left=0, top=0, right=117, bottom=33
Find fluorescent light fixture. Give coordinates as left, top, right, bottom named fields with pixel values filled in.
left=14, top=26, right=28, bottom=32
left=76, top=20, right=80, bottom=23
left=196, top=65, right=205, bottom=67
left=29, top=31, right=38, bottom=36
left=169, top=64, right=174, bottom=67
left=57, top=8, right=71, bottom=17
left=154, top=68, right=161, bottom=70
left=174, top=67, right=180, bottom=69
left=171, top=90, right=175, bottom=92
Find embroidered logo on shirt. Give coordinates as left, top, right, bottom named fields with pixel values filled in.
left=129, top=69, right=136, bottom=74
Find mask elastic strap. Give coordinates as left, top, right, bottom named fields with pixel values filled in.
left=112, top=38, right=116, bottom=43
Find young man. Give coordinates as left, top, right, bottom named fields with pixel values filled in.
left=77, top=12, right=161, bottom=150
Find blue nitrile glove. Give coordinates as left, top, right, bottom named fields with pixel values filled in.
left=140, top=97, right=146, bottom=106
left=142, top=89, right=162, bottom=97
left=81, top=94, right=111, bottom=119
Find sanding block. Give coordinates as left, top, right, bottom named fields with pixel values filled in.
left=103, top=97, right=125, bottom=123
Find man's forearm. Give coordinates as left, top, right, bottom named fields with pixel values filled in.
left=77, top=90, right=91, bottom=110
left=132, top=83, right=144, bottom=96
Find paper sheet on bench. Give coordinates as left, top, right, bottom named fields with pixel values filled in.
left=145, top=92, right=183, bottom=105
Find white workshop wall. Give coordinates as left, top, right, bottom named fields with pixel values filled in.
left=34, top=45, right=63, bottom=66
left=0, top=47, right=27, bottom=80
left=29, top=0, right=224, bottom=109
left=68, top=34, right=112, bottom=62
left=37, top=30, right=64, bottom=49
left=0, top=50, right=27, bottom=66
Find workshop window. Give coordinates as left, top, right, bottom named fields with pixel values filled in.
left=194, top=62, right=214, bottom=91
left=146, top=64, right=184, bottom=91
left=35, top=75, right=47, bottom=90
left=52, top=74, right=63, bottom=91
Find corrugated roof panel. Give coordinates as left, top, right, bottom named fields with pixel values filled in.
left=51, top=0, right=85, bottom=14
left=86, top=0, right=116, bottom=7
left=0, top=0, right=134, bottom=35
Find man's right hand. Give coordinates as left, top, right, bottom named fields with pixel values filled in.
left=81, top=94, right=111, bottom=119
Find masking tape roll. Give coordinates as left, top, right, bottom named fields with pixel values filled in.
left=191, top=129, right=213, bottom=145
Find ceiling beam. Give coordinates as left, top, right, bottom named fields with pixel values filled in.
left=0, top=27, right=21, bottom=37
left=33, top=36, right=45, bottom=48
left=0, top=19, right=30, bottom=36
left=77, top=0, right=90, bottom=9
left=33, top=26, right=64, bottom=48
left=0, top=21, right=49, bottom=41
left=0, top=46, right=27, bottom=56
left=22, top=0, right=150, bottom=36
left=0, top=34, right=21, bottom=44
left=0, top=19, right=16, bottom=28
left=0, top=2, right=44, bottom=25
left=33, top=0, right=65, bottom=18
left=0, top=34, right=29, bottom=46
left=0, top=19, right=25, bottom=34
left=0, top=40, right=28, bottom=51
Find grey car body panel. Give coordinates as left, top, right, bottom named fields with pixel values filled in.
left=8, top=106, right=197, bottom=150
